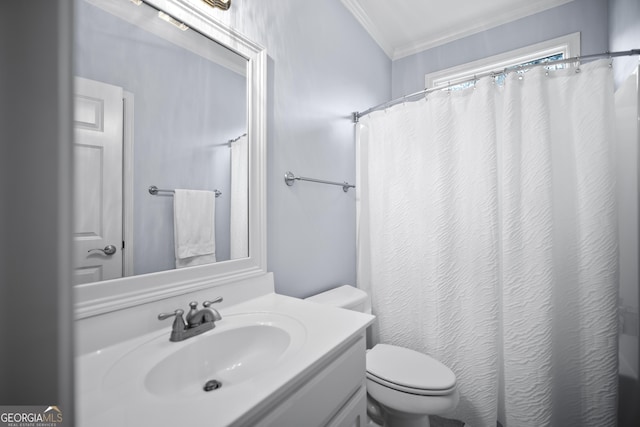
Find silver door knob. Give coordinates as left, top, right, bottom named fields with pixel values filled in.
left=88, top=244, right=117, bottom=255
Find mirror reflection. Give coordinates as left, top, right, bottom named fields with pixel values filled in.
left=73, top=0, right=249, bottom=285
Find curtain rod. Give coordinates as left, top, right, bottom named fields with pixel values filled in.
left=352, top=48, right=640, bottom=123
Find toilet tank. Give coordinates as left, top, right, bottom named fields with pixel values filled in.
left=305, top=285, right=371, bottom=314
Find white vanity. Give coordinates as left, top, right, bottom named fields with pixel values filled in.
left=76, top=293, right=373, bottom=427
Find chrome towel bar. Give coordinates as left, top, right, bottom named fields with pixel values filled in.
left=284, top=171, right=355, bottom=193
left=148, top=185, right=222, bottom=198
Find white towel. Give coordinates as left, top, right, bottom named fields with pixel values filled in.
left=173, top=189, right=216, bottom=268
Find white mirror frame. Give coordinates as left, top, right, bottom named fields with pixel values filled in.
left=75, top=0, right=267, bottom=319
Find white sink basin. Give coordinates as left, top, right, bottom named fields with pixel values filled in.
left=146, top=322, right=293, bottom=396
left=103, top=312, right=306, bottom=398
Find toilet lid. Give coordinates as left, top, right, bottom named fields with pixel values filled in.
left=366, top=344, right=456, bottom=394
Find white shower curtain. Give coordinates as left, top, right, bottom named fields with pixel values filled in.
left=357, top=59, right=618, bottom=427
left=230, top=134, right=249, bottom=259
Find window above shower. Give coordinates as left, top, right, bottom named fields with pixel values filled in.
left=425, top=32, right=580, bottom=91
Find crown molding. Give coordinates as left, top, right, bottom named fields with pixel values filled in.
left=340, top=0, right=394, bottom=59
left=393, top=0, right=574, bottom=60
left=341, top=0, right=575, bottom=61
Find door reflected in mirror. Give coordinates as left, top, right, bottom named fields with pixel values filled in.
left=73, top=0, right=249, bottom=285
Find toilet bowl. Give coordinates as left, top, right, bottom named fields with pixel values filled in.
left=305, top=285, right=459, bottom=427
left=366, top=343, right=459, bottom=427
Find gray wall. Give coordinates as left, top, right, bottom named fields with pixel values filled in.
left=609, top=0, right=640, bottom=87
left=75, top=1, right=247, bottom=272
left=0, top=0, right=74, bottom=420
left=391, top=0, right=610, bottom=98
left=222, top=0, right=392, bottom=297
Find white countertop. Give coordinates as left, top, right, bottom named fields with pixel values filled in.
left=76, top=293, right=374, bottom=427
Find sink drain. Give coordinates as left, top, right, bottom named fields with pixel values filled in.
left=203, top=379, right=222, bottom=392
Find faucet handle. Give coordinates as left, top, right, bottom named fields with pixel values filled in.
left=158, top=308, right=187, bottom=333
left=158, top=308, right=185, bottom=321
left=203, top=296, right=223, bottom=307
left=158, top=309, right=187, bottom=342
left=203, top=297, right=223, bottom=322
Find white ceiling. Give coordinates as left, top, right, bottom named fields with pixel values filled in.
left=340, top=0, right=574, bottom=60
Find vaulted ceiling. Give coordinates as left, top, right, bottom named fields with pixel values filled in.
left=340, top=0, right=575, bottom=60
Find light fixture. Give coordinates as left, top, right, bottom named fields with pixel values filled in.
left=202, top=0, right=231, bottom=11
left=158, top=11, right=189, bottom=31
left=129, top=0, right=142, bottom=5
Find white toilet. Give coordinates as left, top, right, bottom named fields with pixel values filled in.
left=306, top=285, right=459, bottom=427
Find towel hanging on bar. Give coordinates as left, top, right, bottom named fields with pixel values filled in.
left=228, top=132, right=247, bottom=146
left=149, top=185, right=222, bottom=198
left=173, top=189, right=216, bottom=268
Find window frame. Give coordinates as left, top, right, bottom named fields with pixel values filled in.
left=425, top=32, right=581, bottom=89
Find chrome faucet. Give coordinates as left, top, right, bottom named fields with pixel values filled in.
left=158, top=297, right=223, bottom=342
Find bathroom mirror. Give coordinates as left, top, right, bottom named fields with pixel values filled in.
left=74, top=0, right=267, bottom=318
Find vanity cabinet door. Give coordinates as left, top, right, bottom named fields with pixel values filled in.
left=325, top=384, right=367, bottom=427
left=251, top=335, right=366, bottom=427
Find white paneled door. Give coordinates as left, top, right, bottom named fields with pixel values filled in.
left=73, top=77, right=123, bottom=285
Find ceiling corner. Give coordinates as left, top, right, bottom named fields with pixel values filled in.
left=339, top=0, right=394, bottom=59
left=341, top=0, right=577, bottom=62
